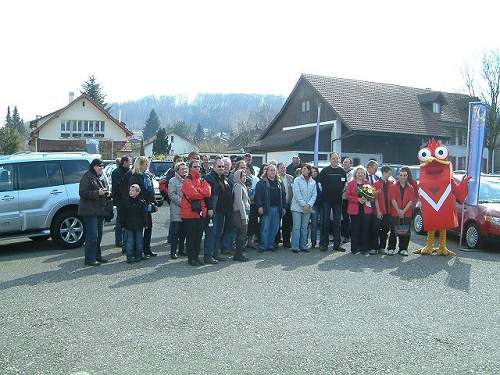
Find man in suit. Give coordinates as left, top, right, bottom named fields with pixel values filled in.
left=366, top=160, right=380, bottom=254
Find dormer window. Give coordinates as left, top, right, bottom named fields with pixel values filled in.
left=432, top=102, right=441, bottom=113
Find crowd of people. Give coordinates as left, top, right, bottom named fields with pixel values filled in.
left=78, top=151, right=419, bottom=267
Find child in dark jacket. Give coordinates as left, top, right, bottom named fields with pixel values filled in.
left=121, top=184, right=147, bottom=263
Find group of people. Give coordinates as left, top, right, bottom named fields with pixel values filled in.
left=78, top=150, right=418, bottom=267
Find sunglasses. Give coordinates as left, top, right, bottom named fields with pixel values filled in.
left=216, top=165, right=224, bottom=168
left=192, top=166, right=201, bottom=169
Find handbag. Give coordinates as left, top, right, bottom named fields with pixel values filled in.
left=395, top=218, right=410, bottom=236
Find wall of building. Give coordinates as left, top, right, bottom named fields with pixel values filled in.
left=37, top=98, right=128, bottom=141
left=168, top=134, right=196, bottom=155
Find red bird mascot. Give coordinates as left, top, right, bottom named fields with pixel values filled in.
left=415, top=139, right=470, bottom=256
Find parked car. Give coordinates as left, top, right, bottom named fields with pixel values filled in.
left=0, top=152, right=100, bottom=248
left=413, top=175, right=500, bottom=249
left=149, top=160, right=173, bottom=179
left=105, top=162, right=163, bottom=207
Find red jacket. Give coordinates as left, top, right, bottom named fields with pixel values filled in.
left=389, top=182, right=416, bottom=218
left=346, top=179, right=374, bottom=215
left=373, top=179, right=394, bottom=216
left=180, top=174, right=211, bottom=219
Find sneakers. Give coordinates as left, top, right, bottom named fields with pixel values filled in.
left=204, top=257, right=218, bottom=265
left=400, top=250, right=409, bottom=256
left=292, top=249, right=300, bottom=253
left=379, top=248, right=387, bottom=255
left=387, top=249, right=395, bottom=256
left=369, top=249, right=377, bottom=255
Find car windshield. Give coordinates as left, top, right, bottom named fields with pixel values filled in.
left=478, top=179, right=500, bottom=203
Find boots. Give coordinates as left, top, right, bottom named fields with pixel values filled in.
left=233, top=247, right=248, bottom=262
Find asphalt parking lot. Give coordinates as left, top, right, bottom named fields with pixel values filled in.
left=0, top=206, right=499, bottom=374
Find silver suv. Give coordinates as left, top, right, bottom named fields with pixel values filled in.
left=0, top=152, right=100, bottom=248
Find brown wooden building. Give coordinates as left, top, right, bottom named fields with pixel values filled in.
left=249, top=74, right=478, bottom=168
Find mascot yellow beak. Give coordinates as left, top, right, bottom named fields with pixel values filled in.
left=419, top=157, right=450, bottom=167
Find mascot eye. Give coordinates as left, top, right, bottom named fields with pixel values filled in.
left=418, top=148, right=432, bottom=162
left=434, top=146, right=449, bottom=160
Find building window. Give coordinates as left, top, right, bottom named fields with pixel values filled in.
left=432, top=102, right=441, bottom=113
left=60, top=121, right=71, bottom=138
left=61, top=119, right=107, bottom=138
left=301, top=100, right=311, bottom=112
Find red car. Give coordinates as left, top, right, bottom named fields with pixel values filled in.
left=413, top=175, right=500, bottom=249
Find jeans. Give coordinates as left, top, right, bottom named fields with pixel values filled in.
left=125, top=229, right=143, bottom=259
left=320, top=201, right=342, bottom=249
left=83, top=215, right=104, bottom=262
left=232, top=211, right=247, bottom=256
left=341, top=199, right=350, bottom=239
left=169, top=221, right=185, bottom=255
left=291, top=210, right=311, bottom=250
left=183, top=218, right=203, bottom=262
left=222, top=216, right=237, bottom=252
left=310, top=208, right=320, bottom=247
left=114, top=205, right=123, bottom=246
left=259, top=206, right=280, bottom=251
left=204, top=212, right=225, bottom=257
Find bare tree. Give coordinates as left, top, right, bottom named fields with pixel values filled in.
left=463, top=50, right=500, bottom=171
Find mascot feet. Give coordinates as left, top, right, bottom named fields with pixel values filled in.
left=435, top=245, right=455, bottom=256
left=414, top=246, right=435, bottom=255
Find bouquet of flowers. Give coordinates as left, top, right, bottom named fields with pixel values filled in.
left=357, top=184, right=376, bottom=201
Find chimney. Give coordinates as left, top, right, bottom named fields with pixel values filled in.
left=118, top=109, right=122, bottom=123
left=69, top=91, right=75, bottom=103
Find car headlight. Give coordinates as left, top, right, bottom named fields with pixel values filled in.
left=490, top=216, right=500, bottom=226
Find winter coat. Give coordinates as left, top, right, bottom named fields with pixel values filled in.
left=204, top=170, right=232, bottom=215
left=345, top=179, right=374, bottom=215
left=168, top=173, right=184, bottom=222
left=180, top=174, right=211, bottom=219
left=232, top=170, right=251, bottom=225
left=254, top=177, right=286, bottom=218
left=319, top=165, right=347, bottom=204
left=291, top=175, right=317, bottom=213
left=122, top=171, right=155, bottom=205
left=78, top=170, right=110, bottom=216
left=121, top=196, right=147, bottom=230
left=280, top=173, right=294, bottom=206
left=111, top=165, right=129, bottom=206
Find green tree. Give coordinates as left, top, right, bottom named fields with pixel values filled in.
left=11, top=106, right=26, bottom=137
left=152, top=127, right=172, bottom=155
left=81, top=74, right=110, bottom=110
left=4, top=106, right=12, bottom=128
left=0, top=127, right=22, bottom=154
left=143, top=109, right=161, bottom=141
left=193, top=123, right=204, bottom=145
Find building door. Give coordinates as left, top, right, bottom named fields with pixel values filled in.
left=0, top=164, right=21, bottom=234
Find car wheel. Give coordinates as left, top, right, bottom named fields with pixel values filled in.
left=29, top=235, right=50, bottom=242
left=413, top=210, right=425, bottom=234
left=50, top=209, right=85, bottom=249
left=464, top=222, right=481, bottom=249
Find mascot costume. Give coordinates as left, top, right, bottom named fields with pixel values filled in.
left=414, top=139, right=470, bottom=256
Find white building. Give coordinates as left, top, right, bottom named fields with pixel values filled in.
left=29, top=93, right=133, bottom=158
left=144, top=132, right=197, bottom=157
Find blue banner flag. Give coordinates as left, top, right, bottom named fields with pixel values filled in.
left=313, top=103, right=321, bottom=167
left=466, top=102, right=488, bottom=206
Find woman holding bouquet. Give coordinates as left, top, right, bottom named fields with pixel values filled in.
left=345, top=165, right=374, bottom=254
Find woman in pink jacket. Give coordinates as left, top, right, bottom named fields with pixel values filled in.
left=345, top=165, right=373, bottom=254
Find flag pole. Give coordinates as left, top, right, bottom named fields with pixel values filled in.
left=313, top=103, right=321, bottom=168
left=459, top=103, right=472, bottom=250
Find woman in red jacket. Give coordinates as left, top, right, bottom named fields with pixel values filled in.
left=181, top=159, right=211, bottom=266
left=389, top=166, right=416, bottom=256
left=346, top=166, right=373, bottom=254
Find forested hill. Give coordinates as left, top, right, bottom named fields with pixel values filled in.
left=110, top=93, right=285, bottom=132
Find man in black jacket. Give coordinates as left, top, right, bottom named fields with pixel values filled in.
left=318, top=152, right=347, bottom=252
left=111, top=156, right=130, bottom=250
left=203, top=159, right=232, bottom=263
